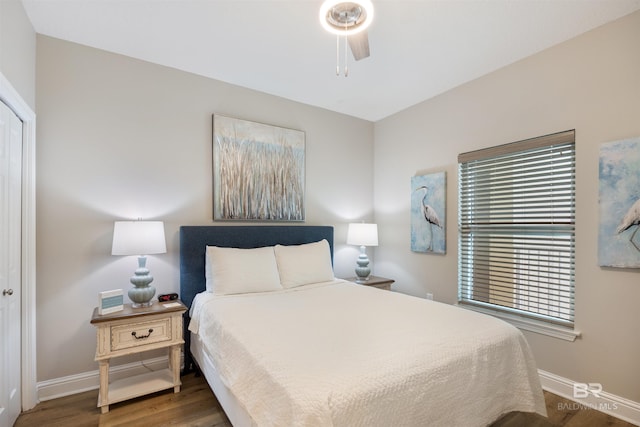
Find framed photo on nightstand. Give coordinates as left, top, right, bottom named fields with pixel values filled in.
left=98, top=289, right=123, bottom=315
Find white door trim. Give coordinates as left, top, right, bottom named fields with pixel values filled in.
left=0, top=72, right=37, bottom=410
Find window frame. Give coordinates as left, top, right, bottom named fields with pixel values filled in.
left=457, top=130, right=580, bottom=341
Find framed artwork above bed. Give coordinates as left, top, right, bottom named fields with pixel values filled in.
left=212, top=114, right=305, bottom=221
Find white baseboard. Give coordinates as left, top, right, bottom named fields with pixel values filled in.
left=37, top=356, right=172, bottom=402
left=539, top=369, right=640, bottom=426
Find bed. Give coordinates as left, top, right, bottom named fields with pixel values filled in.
left=180, top=225, right=546, bottom=426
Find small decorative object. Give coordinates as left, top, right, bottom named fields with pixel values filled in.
left=411, top=172, right=446, bottom=254
left=98, top=289, right=123, bottom=315
left=347, top=223, right=378, bottom=283
left=111, top=220, right=167, bottom=307
left=213, top=114, right=305, bottom=221
left=158, top=293, right=178, bottom=302
left=598, top=137, right=640, bottom=268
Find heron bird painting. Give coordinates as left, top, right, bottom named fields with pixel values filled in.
left=598, top=137, right=640, bottom=268
left=616, top=199, right=640, bottom=251
left=411, top=173, right=446, bottom=254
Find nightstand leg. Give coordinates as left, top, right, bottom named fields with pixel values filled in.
left=169, top=345, right=181, bottom=393
left=98, top=359, right=110, bottom=413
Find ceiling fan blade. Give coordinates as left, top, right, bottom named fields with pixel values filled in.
left=348, top=30, right=370, bottom=61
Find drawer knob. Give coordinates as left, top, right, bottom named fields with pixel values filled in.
left=131, top=328, right=154, bottom=340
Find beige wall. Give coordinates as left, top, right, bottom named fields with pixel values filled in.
left=0, top=0, right=36, bottom=109
left=373, top=10, right=640, bottom=402
left=32, top=7, right=640, bottom=407
left=35, top=35, right=374, bottom=381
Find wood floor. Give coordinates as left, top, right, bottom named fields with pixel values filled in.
left=15, top=372, right=635, bottom=427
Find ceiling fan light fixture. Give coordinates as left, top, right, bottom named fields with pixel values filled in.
left=319, top=0, right=374, bottom=36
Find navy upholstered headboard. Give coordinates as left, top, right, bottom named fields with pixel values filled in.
left=179, top=225, right=333, bottom=372
left=179, top=225, right=334, bottom=309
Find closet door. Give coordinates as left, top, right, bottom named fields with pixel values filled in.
left=0, top=100, right=22, bottom=427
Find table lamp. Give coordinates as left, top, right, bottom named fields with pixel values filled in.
left=111, top=220, right=166, bottom=307
left=347, top=223, right=378, bottom=283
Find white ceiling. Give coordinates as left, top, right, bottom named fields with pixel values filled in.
left=21, top=0, right=640, bottom=122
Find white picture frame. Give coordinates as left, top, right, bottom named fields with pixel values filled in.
left=98, top=289, right=124, bottom=315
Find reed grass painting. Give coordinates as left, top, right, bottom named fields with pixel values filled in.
left=598, top=137, right=640, bottom=267
left=213, top=115, right=305, bottom=221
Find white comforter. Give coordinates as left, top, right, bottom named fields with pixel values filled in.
left=189, top=280, right=546, bottom=427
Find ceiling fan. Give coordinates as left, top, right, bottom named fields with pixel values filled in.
left=319, top=0, right=374, bottom=76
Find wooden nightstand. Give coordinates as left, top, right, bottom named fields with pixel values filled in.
left=345, top=275, right=395, bottom=291
left=90, top=300, right=187, bottom=413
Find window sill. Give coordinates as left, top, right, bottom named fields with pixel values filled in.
left=458, top=303, right=581, bottom=342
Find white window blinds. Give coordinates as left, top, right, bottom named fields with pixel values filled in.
left=458, top=130, right=575, bottom=326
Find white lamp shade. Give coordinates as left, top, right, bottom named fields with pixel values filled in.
left=347, top=223, right=378, bottom=247
left=111, top=221, right=167, bottom=256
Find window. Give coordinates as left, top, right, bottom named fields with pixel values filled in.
left=458, top=130, right=575, bottom=328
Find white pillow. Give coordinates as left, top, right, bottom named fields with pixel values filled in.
left=274, top=240, right=334, bottom=288
left=205, top=246, right=283, bottom=295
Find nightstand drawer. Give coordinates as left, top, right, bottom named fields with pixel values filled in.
left=111, top=318, right=172, bottom=351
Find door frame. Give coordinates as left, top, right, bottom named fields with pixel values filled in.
left=0, top=72, right=37, bottom=410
